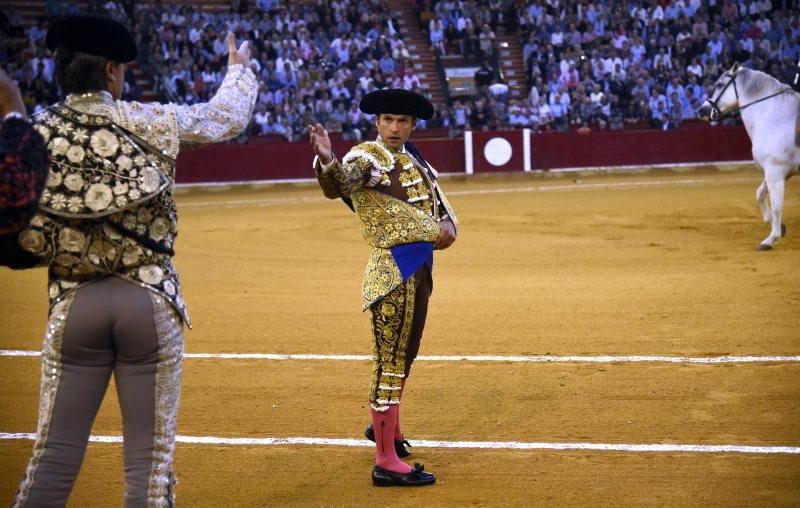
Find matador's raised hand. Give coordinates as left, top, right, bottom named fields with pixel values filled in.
left=227, top=33, right=251, bottom=67
left=308, top=123, right=333, bottom=165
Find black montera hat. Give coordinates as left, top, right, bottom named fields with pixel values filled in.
left=46, top=15, right=137, bottom=63
left=360, top=89, right=435, bottom=120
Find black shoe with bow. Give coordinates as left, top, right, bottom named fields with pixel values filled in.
left=372, top=463, right=436, bottom=487
left=364, top=423, right=412, bottom=458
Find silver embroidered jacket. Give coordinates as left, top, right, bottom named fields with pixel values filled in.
left=17, top=63, right=258, bottom=327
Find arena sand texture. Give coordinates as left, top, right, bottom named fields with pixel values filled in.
left=1, top=167, right=798, bottom=506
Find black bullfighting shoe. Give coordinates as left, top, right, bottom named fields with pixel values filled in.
left=372, top=463, right=436, bottom=487
left=364, top=423, right=412, bottom=458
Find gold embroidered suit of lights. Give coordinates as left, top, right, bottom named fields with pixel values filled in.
left=351, top=190, right=438, bottom=309
left=314, top=139, right=456, bottom=309
left=368, top=273, right=416, bottom=411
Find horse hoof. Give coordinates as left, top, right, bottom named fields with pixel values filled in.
left=781, top=223, right=786, bottom=237
left=757, top=243, right=773, bottom=251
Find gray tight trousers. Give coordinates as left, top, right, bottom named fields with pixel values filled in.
left=13, top=276, right=183, bottom=508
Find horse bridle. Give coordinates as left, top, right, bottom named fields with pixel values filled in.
left=704, top=71, right=791, bottom=121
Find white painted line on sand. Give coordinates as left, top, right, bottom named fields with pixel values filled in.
left=445, top=177, right=760, bottom=197
left=0, top=432, right=797, bottom=455
left=178, top=177, right=761, bottom=208
left=2, top=350, right=799, bottom=364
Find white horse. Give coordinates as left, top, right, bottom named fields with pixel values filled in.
left=698, top=62, right=800, bottom=250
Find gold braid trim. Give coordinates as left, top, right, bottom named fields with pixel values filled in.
left=369, top=274, right=416, bottom=411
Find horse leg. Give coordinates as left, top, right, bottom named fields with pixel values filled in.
left=757, top=172, right=786, bottom=250
left=755, top=179, right=771, bottom=224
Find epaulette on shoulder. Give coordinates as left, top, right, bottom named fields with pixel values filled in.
left=342, top=141, right=395, bottom=173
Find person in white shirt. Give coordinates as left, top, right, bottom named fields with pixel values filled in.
left=189, top=21, right=204, bottom=44
left=213, top=33, right=228, bottom=57
left=650, top=4, right=664, bottom=21
left=254, top=103, right=271, bottom=134
left=403, top=69, right=422, bottom=90
left=589, top=83, right=605, bottom=103
left=528, top=84, right=540, bottom=108
left=687, top=57, right=703, bottom=78
left=331, top=80, right=351, bottom=101
left=630, top=38, right=647, bottom=63
left=653, top=48, right=672, bottom=69
left=537, top=97, right=553, bottom=126
left=508, top=105, right=529, bottom=126
left=393, top=40, right=411, bottom=61
left=551, top=27, right=564, bottom=47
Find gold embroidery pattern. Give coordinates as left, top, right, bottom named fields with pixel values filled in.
left=331, top=158, right=371, bottom=197
left=397, top=168, right=422, bottom=188
left=351, top=189, right=439, bottom=249
left=13, top=293, right=76, bottom=508
left=146, top=292, right=184, bottom=507
left=362, top=247, right=404, bottom=311
left=369, top=275, right=416, bottom=411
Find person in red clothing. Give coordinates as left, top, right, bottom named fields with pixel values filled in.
left=0, top=68, right=48, bottom=237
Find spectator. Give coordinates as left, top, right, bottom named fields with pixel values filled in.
left=430, top=19, right=446, bottom=54
left=254, top=103, right=271, bottom=134
left=469, top=99, right=492, bottom=131
left=660, top=112, right=677, bottom=130
left=29, top=20, right=47, bottom=48
left=478, top=24, right=496, bottom=60
left=474, top=60, right=494, bottom=88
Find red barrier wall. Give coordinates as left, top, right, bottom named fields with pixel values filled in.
left=176, top=136, right=465, bottom=183
left=531, top=125, right=752, bottom=170
left=175, top=125, right=752, bottom=184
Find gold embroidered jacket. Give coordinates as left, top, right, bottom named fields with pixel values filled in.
left=314, top=139, right=458, bottom=310
left=17, top=63, right=258, bottom=327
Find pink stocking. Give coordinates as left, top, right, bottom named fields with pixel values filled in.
left=371, top=406, right=411, bottom=473
left=394, top=379, right=407, bottom=440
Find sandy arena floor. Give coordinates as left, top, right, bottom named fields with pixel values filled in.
left=1, top=167, right=798, bottom=505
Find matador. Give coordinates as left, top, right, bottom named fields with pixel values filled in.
left=3, top=15, right=257, bottom=506
left=308, top=88, right=458, bottom=487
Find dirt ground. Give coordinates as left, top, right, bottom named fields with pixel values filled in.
left=1, top=167, right=798, bottom=506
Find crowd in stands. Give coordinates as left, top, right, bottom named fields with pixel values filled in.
left=2, top=0, right=799, bottom=141
left=416, top=0, right=800, bottom=134
left=2, top=0, right=432, bottom=142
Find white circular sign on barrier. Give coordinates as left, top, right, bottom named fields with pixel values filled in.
left=483, top=137, right=513, bottom=166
